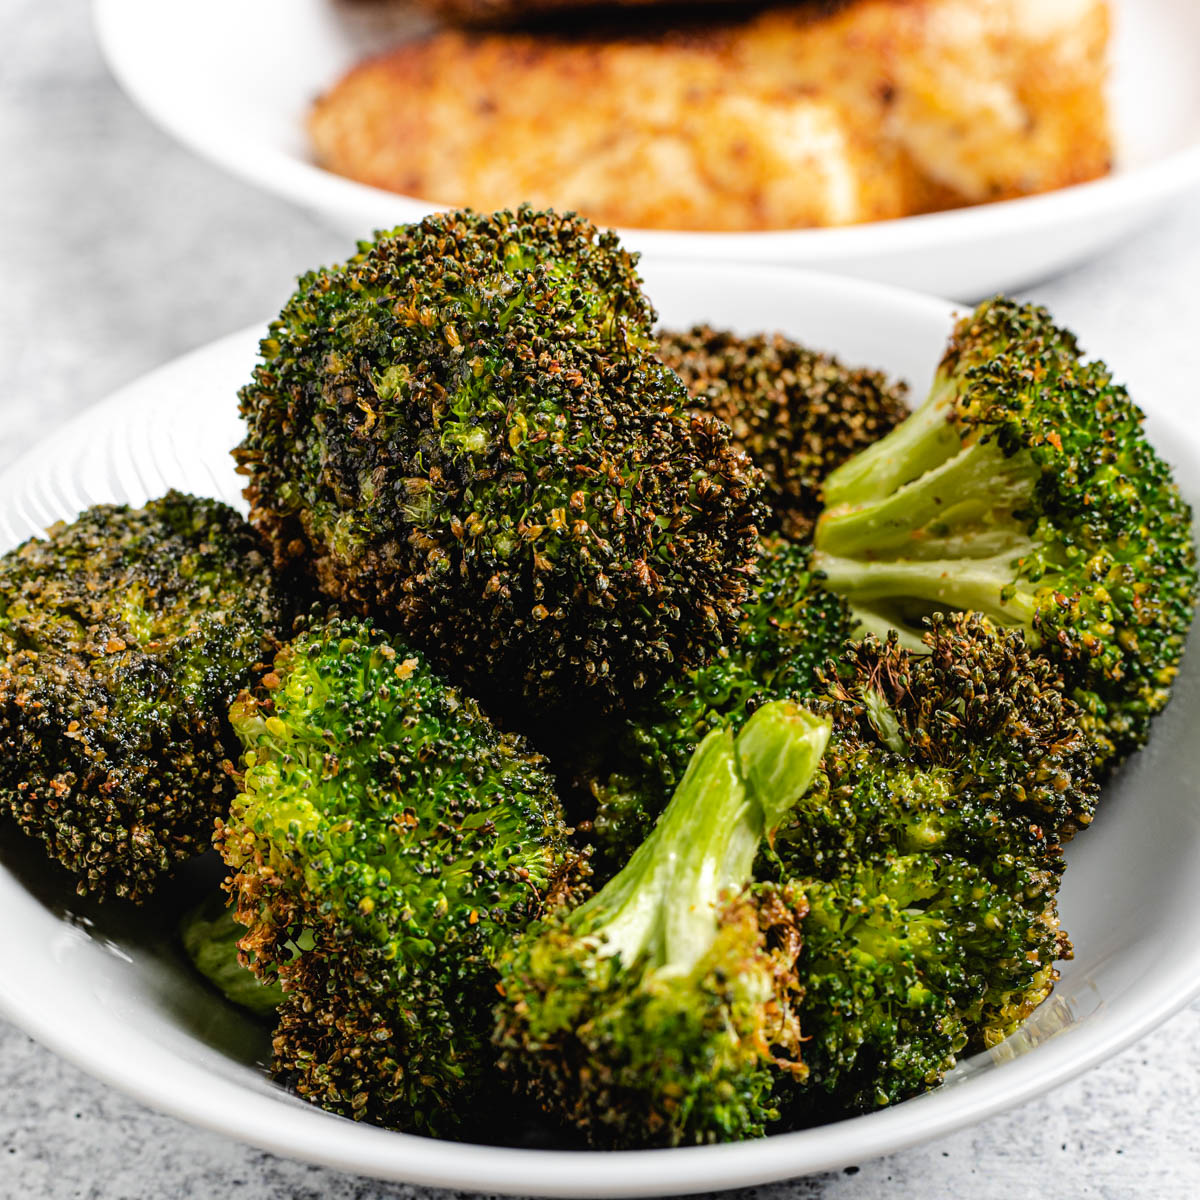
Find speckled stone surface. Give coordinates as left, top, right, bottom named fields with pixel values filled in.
left=2, top=2, right=1200, bottom=1197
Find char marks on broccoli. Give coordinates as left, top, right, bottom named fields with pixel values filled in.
left=660, top=325, right=910, bottom=540
left=0, top=492, right=287, bottom=901
left=236, top=207, right=765, bottom=713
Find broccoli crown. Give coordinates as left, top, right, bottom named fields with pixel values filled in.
left=236, top=206, right=765, bottom=712
left=767, top=614, right=1086, bottom=1114
left=815, top=297, right=1198, bottom=764
left=218, top=612, right=578, bottom=1135
left=585, top=539, right=854, bottom=871
left=786, top=850, right=1064, bottom=1115
left=494, top=701, right=831, bottom=1148
left=0, top=492, right=286, bottom=901
left=821, top=610, right=1098, bottom=848
left=659, top=325, right=910, bottom=539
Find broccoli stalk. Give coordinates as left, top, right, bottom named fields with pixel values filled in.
left=494, top=700, right=830, bottom=1148
left=179, top=891, right=286, bottom=1016
left=578, top=702, right=828, bottom=968
left=813, top=298, right=1197, bottom=763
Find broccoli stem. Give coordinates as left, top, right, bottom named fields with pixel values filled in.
left=180, top=893, right=286, bottom=1016
left=573, top=701, right=830, bottom=975
left=820, top=375, right=960, bottom=508
left=816, top=552, right=1039, bottom=633
left=818, top=441, right=1041, bottom=560
left=735, top=700, right=835, bottom=837
left=847, top=606, right=928, bottom=654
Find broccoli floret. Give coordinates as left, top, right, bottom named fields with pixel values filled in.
left=813, top=298, right=1198, bottom=764
left=818, top=608, right=1099, bottom=850
left=494, top=700, right=831, bottom=1148
left=659, top=325, right=910, bottom=539
left=236, top=206, right=765, bottom=713
left=218, top=613, right=581, bottom=1137
left=0, top=492, right=287, bottom=902
left=768, top=613, right=1091, bottom=1116
left=584, top=539, right=853, bottom=871
left=180, top=890, right=286, bottom=1016
left=788, top=850, right=1064, bottom=1114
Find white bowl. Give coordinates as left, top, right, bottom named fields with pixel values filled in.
left=94, top=0, right=1200, bottom=299
left=1, top=265, right=1197, bottom=1195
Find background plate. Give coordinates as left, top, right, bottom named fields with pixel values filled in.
left=0, top=264, right=1198, bottom=1195
left=94, top=0, right=1200, bottom=298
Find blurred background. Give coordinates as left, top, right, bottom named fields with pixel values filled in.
left=2, top=1, right=1200, bottom=1197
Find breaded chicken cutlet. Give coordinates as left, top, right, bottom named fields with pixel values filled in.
left=310, top=0, right=1112, bottom=232
left=414, top=0, right=739, bottom=20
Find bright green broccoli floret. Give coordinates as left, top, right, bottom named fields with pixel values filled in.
left=494, top=701, right=831, bottom=1148
left=659, top=325, right=910, bottom=540
left=783, top=844, right=1068, bottom=1116
left=768, top=613, right=1091, bottom=1118
left=813, top=297, right=1198, bottom=765
left=235, top=206, right=765, bottom=713
left=0, top=492, right=287, bottom=901
left=584, top=539, right=853, bottom=870
left=218, top=613, right=580, bottom=1137
left=180, top=890, right=286, bottom=1016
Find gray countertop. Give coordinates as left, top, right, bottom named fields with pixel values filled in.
left=3, top=2, right=1200, bottom=1196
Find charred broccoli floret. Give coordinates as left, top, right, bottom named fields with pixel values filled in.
left=659, top=325, right=910, bottom=539
left=585, top=539, right=853, bottom=870
left=814, top=298, right=1198, bottom=764
left=0, top=492, right=287, bottom=901
left=769, top=613, right=1093, bottom=1116
left=218, top=613, right=580, bottom=1137
left=236, top=206, right=765, bottom=712
left=494, top=701, right=830, bottom=1148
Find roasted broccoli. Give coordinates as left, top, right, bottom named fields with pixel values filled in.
left=494, top=700, right=830, bottom=1148
left=768, top=613, right=1093, bottom=1116
left=585, top=538, right=853, bottom=870
left=180, top=890, right=286, bottom=1016
left=785, top=850, right=1061, bottom=1115
left=236, top=206, right=765, bottom=712
left=218, top=613, right=581, bottom=1136
left=659, top=325, right=910, bottom=540
left=813, top=298, right=1198, bottom=764
left=0, top=492, right=287, bottom=901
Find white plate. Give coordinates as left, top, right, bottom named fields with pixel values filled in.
left=1, top=265, right=1198, bottom=1195
left=94, top=0, right=1200, bottom=299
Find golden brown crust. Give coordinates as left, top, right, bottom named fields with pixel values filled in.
left=309, top=0, right=1111, bottom=232
left=413, top=0, right=748, bottom=20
